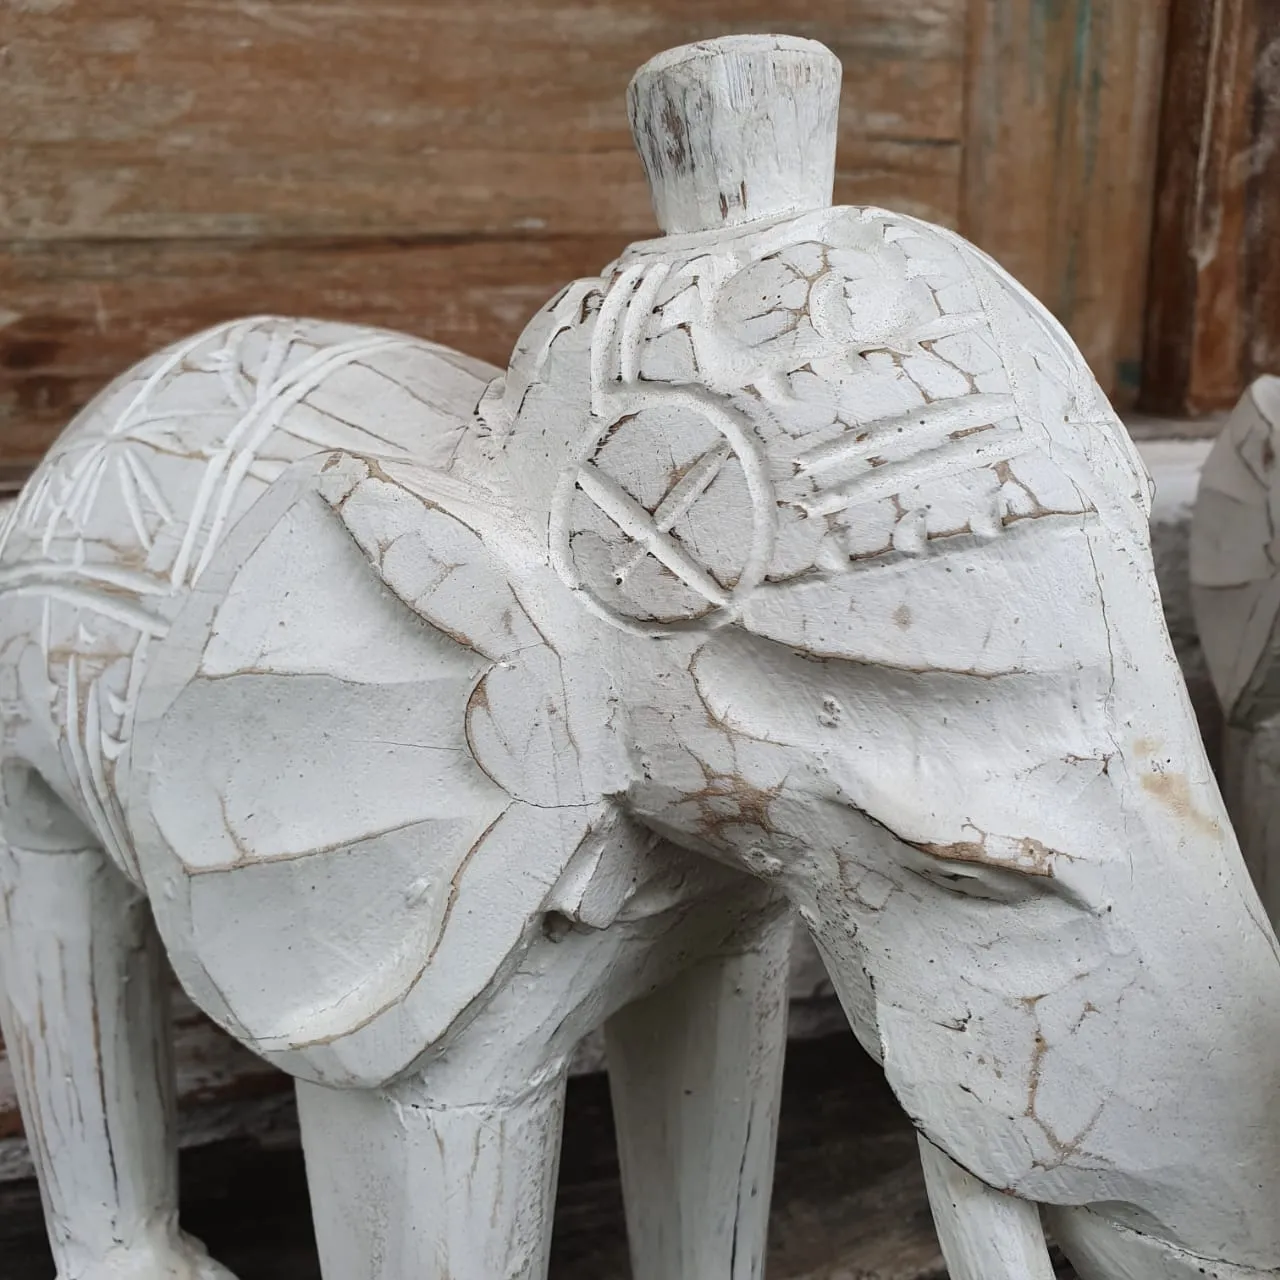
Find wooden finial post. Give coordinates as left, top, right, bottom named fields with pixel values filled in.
left=627, top=34, right=842, bottom=236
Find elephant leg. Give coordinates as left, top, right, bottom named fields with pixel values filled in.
left=603, top=905, right=792, bottom=1280
left=296, top=1067, right=568, bottom=1280
left=918, top=1136, right=1054, bottom=1280
left=0, top=837, right=233, bottom=1279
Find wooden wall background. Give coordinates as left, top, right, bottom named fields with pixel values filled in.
left=5, top=0, right=1280, bottom=1171
left=1, top=0, right=1175, bottom=492
left=1141, top=0, right=1280, bottom=416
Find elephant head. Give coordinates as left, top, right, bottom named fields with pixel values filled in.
left=39, top=34, right=1280, bottom=1280
left=455, top=34, right=1280, bottom=1280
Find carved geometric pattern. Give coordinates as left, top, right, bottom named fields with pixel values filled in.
left=550, top=264, right=780, bottom=633
left=0, top=317, right=469, bottom=883
left=541, top=206, right=1150, bottom=640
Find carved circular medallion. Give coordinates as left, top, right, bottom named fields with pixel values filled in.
left=550, top=392, right=778, bottom=632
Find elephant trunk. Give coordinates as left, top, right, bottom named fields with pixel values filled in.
left=1047, top=1205, right=1280, bottom=1279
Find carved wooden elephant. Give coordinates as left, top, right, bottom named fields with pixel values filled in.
left=1192, top=377, right=1280, bottom=928
left=3, top=33, right=1280, bottom=1280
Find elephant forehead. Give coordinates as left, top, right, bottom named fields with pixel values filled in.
left=502, top=205, right=1144, bottom=637
left=735, top=509, right=1115, bottom=675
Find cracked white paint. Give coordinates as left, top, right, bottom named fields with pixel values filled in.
left=0, top=32, right=1275, bottom=1280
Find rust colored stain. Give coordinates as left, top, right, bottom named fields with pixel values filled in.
left=687, top=772, right=781, bottom=842
left=1140, top=769, right=1222, bottom=837
left=915, top=837, right=1057, bottom=878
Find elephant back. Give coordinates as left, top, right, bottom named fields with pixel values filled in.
left=0, top=317, right=497, bottom=885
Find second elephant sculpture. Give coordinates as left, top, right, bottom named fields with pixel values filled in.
left=1192, top=376, right=1280, bottom=929
left=3, top=32, right=1280, bottom=1280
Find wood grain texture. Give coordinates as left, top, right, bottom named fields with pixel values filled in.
left=0, top=931, right=847, bottom=1182
left=1140, top=0, right=1280, bottom=415
left=604, top=914, right=792, bottom=1280
left=0, top=0, right=966, bottom=241
left=0, top=984, right=279, bottom=1146
left=919, top=1137, right=1055, bottom=1280
left=0, top=845, right=238, bottom=1277
left=962, top=0, right=1170, bottom=406
left=0, top=0, right=969, bottom=472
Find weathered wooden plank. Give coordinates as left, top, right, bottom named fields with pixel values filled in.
left=962, top=0, right=1170, bottom=405
left=0, top=233, right=629, bottom=470
left=0, top=0, right=962, bottom=478
left=0, top=0, right=966, bottom=242
left=1140, top=0, right=1280, bottom=415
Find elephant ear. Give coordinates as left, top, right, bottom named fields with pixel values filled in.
left=126, top=450, right=606, bottom=1087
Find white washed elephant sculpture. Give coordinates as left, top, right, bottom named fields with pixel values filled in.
left=1192, top=376, right=1280, bottom=926
left=3, top=34, right=1280, bottom=1280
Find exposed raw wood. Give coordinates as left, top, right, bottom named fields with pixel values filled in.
left=1, top=0, right=1178, bottom=477
left=0, top=1, right=966, bottom=242
left=1140, top=0, right=1280, bottom=415
left=962, top=0, right=1170, bottom=406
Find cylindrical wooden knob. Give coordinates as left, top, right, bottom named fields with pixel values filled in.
left=627, top=34, right=842, bottom=236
